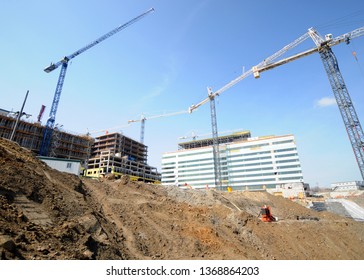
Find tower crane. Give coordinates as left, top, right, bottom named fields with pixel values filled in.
left=128, top=110, right=189, bottom=144
left=39, top=8, right=155, bottom=156
left=189, top=25, right=364, bottom=187
left=189, top=31, right=313, bottom=188
left=252, top=26, right=364, bottom=180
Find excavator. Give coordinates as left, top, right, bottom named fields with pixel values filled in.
left=259, top=205, right=278, bottom=222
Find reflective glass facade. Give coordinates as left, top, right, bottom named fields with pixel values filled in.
left=161, top=134, right=304, bottom=190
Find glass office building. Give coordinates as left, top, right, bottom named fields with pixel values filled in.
left=161, top=131, right=304, bottom=190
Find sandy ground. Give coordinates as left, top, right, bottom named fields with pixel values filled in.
left=1, top=137, right=364, bottom=260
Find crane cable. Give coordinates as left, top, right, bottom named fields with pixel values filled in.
left=347, top=40, right=364, bottom=83
left=316, top=8, right=364, bottom=76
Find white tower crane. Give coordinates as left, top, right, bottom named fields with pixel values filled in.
left=128, top=110, right=189, bottom=144
left=253, top=26, right=364, bottom=180
left=188, top=31, right=312, bottom=188
left=189, top=25, right=364, bottom=187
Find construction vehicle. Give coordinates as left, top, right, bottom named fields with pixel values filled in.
left=188, top=24, right=364, bottom=185
left=259, top=205, right=278, bottom=222
left=39, top=8, right=154, bottom=156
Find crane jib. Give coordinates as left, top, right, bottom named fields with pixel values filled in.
left=43, top=8, right=154, bottom=73
left=188, top=24, right=364, bottom=185
left=39, top=8, right=154, bottom=156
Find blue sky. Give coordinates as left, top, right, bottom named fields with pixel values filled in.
left=1, top=0, right=364, bottom=187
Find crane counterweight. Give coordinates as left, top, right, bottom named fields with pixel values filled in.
left=44, top=63, right=56, bottom=73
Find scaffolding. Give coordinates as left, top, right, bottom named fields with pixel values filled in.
left=0, top=114, right=93, bottom=162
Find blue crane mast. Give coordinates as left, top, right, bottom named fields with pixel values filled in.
left=39, top=8, right=154, bottom=156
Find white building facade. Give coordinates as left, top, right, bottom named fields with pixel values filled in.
left=37, top=156, right=81, bottom=175
left=331, top=181, right=364, bottom=191
left=161, top=133, right=304, bottom=190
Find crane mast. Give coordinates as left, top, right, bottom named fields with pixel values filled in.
left=40, top=62, right=68, bottom=156
left=39, top=8, right=154, bottom=156
left=208, top=88, right=222, bottom=188
left=140, top=118, right=146, bottom=144
left=128, top=114, right=147, bottom=144
left=253, top=26, right=364, bottom=180
left=319, top=47, right=364, bottom=180
left=189, top=31, right=311, bottom=189
left=189, top=25, right=364, bottom=186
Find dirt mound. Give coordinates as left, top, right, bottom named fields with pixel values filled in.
left=1, top=137, right=364, bottom=260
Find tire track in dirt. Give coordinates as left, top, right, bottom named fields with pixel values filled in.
left=82, top=179, right=149, bottom=259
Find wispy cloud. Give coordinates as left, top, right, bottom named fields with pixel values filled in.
left=142, top=56, right=177, bottom=101
left=316, top=97, right=336, bottom=107
left=143, top=75, right=170, bottom=100
left=170, top=0, right=209, bottom=47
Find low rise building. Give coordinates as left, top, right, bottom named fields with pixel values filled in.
left=331, top=181, right=364, bottom=191
left=267, top=182, right=308, bottom=198
left=38, top=156, right=81, bottom=175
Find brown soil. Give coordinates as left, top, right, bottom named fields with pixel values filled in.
left=1, top=137, right=364, bottom=260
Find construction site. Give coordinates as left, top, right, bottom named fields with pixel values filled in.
left=1, top=5, right=364, bottom=263
left=1, top=137, right=364, bottom=260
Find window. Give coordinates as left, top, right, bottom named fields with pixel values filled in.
left=66, top=162, right=72, bottom=169
left=163, top=155, right=176, bottom=159
left=272, top=140, right=294, bottom=145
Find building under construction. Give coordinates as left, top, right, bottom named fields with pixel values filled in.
left=85, top=132, right=161, bottom=183
left=0, top=111, right=160, bottom=183
left=0, top=111, right=93, bottom=162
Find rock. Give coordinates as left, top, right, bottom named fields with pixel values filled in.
left=0, top=235, right=16, bottom=252
left=118, top=175, right=130, bottom=185
left=83, top=249, right=94, bottom=259
left=105, top=173, right=115, bottom=180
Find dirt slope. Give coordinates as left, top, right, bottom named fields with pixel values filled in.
left=1, top=137, right=364, bottom=260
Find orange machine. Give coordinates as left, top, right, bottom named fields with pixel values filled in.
left=259, top=205, right=278, bottom=222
